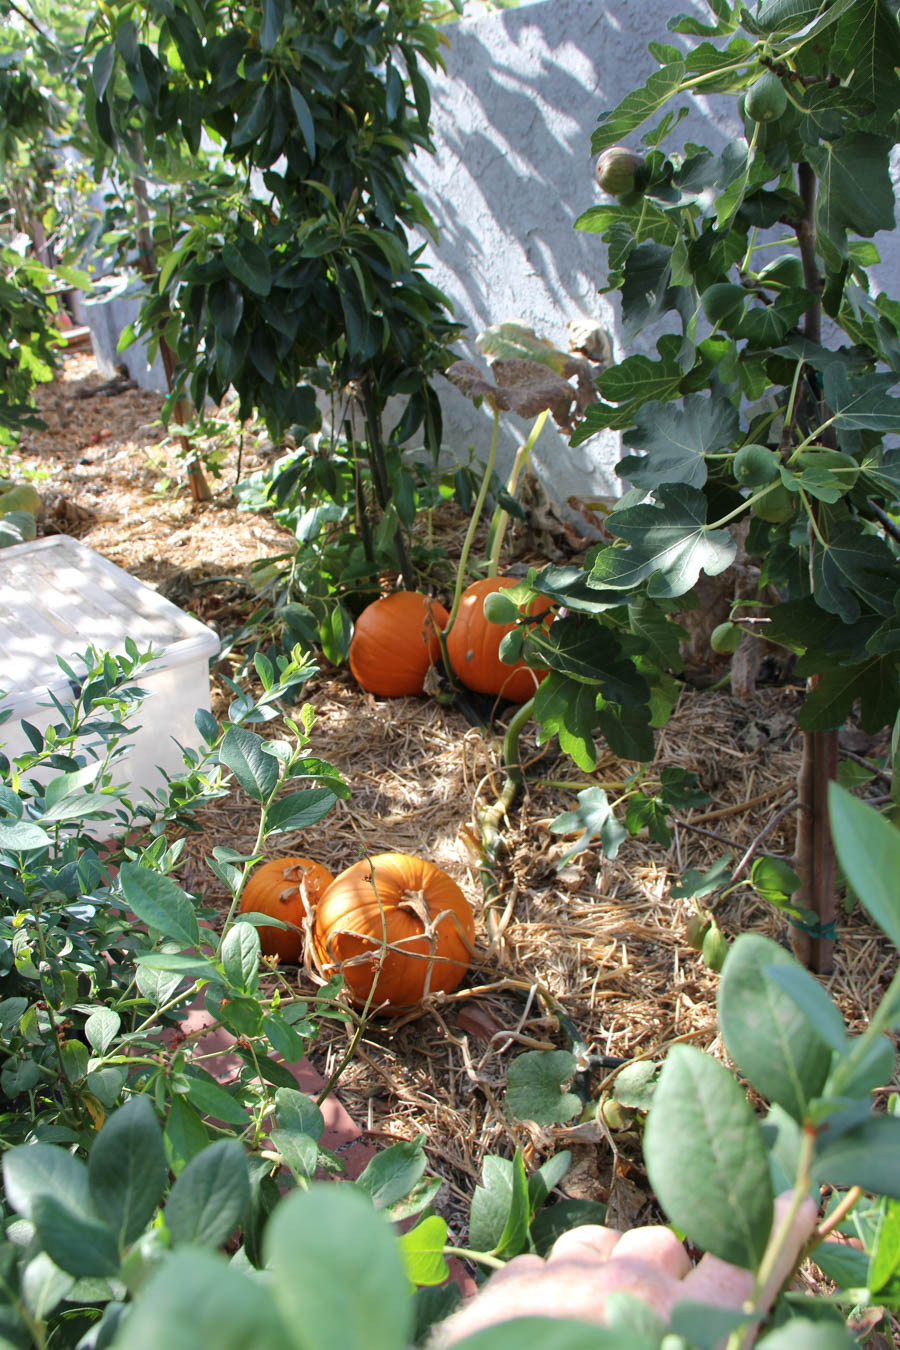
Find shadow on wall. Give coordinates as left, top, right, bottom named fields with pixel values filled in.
left=408, top=0, right=743, bottom=507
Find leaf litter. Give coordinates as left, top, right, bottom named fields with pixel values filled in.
left=13, top=351, right=899, bottom=1313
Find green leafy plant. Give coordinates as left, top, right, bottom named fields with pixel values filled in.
left=492, top=0, right=900, bottom=971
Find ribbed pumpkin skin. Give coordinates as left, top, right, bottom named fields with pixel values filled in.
left=313, top=853, right=476, bottom=1013
left=446, top=576, right=548, bottom=703
left=348, top=592, right=450, bottom=697
left=239, top=856, right=334, bottom=962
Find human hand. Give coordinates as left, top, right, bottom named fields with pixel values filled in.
left=430, top=1191, right=818, bottom=1348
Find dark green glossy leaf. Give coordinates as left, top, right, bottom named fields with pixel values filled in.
left=644, top=1045, right=774, bottom=1269
left=829, top=783, right=900, bottom=950
left=265, top=1185, right=411, bottom=1350
left=591, top=484, right=737, bottom=598
left=30, top=1194, right=120, bottom=1279
left=165, top=1139, right=250, bottom=1247
left=618, top=393, right=740, bottom=490
left=118, top=864, right=200, bottom=948
left=813, top=1116, right=900, bottom=1197
left=717, top=934, right=835, bottom=1120
left=265, top=787, right=337, bottom=834
left=219, top=726, right=279, bottom=802
left=88, top=1097, right=168, bottom=1248
left=354, top=1136, right=427, bottom=1211
left=113, top=1247, right=287, bottom=1350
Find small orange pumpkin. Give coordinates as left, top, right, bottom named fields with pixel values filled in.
left=348, top=591, right=450, bottom=697
left=446, top=576, right=549, bottom=703
left=239, top=856, right=334, bottom=962
left=313, top=853, right=476, bottom=1013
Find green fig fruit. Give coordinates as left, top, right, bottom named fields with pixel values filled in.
left=595, top=146, right=646, bottom=198
left=710, top=622, right=743, bottom=655
left=752, top=481, right=798, bottom=523
left=733, top=443, right=780, bottom=487
left=702, top=920, right=729, bottom=973
left=744, top=71, right=788, bottom=123
left=482, top=590, right=520, bottom=625
left=757, top=253, right=805, bottom=289
left=794, top=447, right=859, bottom=491
left=686, top=912, right=712, bottom=951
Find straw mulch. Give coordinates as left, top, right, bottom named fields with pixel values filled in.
left=16, top=352, right=900, bottom=1305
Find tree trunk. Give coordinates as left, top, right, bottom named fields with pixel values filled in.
left=789, top=161, right=837, bottom=973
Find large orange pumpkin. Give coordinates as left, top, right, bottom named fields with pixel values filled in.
left=348, top=591, right=450, bottom=697
left=446, top=576, right=549, bottom=703
left=313, top=853, right=476, bottom=1013
left=239, top=856, right=334, bottom=962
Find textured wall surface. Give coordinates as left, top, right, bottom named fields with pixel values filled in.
left=407, top=0, right=742, bottom=507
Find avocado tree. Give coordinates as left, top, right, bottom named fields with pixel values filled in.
left=504, top=0, right=900, bottom=971
left=78, top=0, right=461, bottom=584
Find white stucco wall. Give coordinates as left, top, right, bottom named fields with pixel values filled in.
left=408, top=0, right=743, bottom=507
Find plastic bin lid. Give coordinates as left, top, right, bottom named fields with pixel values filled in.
left=0, top=534, right=220, bottom=704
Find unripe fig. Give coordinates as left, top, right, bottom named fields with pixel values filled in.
left=710, top=621, right=743, bottom=655
left=685, top=912, right=711, bottom=951
left=794, top=447, right=859, bottom=491
left=744, top=71, right=787, bottom=123
left=733, top=443, right=780, bottom=487
left=595, top=146, right=646, bottom=197
left=751, top=481, right=798, bottom=523
left=702, top=920, right=728, bottom=973
left=700, top=282, right=746, bottom=329
left=482, top=590, right=520, bottom=625
left=757, top=253, right=804, bottom=289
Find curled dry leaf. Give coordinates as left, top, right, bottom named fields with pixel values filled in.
left=446, top=353, right=597, bottom=433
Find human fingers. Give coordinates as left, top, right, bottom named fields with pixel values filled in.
left=480, top=1253, right=544, bottom=1287
left=610, top=1224, right=692, bottom=1280
left=547, top=1223, right=622, bottom=1263
left=429, top=1254, right=682, bottom=1347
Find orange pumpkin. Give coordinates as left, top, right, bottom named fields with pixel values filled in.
left=446, top=576, right=549, bottom=703
left=313, top=853, right=476, bottom=1013
left=239, top=856, right=334, bottom=962
left=348, top=591, right=450, bottom=697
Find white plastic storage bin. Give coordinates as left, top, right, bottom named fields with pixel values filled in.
left=0, top=535, right=221, bottom=802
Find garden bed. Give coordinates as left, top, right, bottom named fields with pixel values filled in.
left=15, top=349, right=899, bottom=1258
